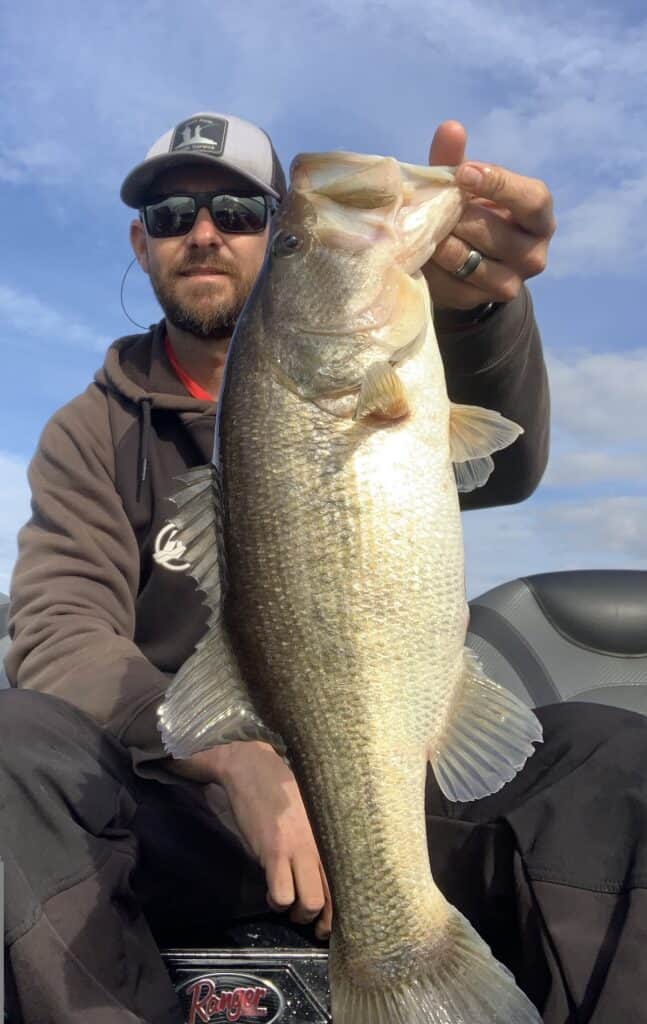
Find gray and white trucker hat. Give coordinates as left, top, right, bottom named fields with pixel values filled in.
left=120, top=111, right=287, bottom=207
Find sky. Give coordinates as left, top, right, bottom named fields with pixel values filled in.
left=0, top=0, right=646, bottom=599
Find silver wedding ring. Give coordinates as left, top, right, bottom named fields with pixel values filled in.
left=454, top=248, right=485, bottom=280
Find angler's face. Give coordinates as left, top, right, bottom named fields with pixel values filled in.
left=130, top=165, right=272, bottom=339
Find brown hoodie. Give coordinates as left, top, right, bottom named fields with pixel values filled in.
left=5, top=289, right=549, bottom=775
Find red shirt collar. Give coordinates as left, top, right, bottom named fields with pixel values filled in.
left=164, top=336, right=215, bottom=402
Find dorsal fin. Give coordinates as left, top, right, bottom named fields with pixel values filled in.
left=157, top=465, right=285, bottom=760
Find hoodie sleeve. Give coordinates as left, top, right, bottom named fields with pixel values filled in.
left=435, top=286, right=550, bottom=510
left=5, top=384, right=170, bottom=776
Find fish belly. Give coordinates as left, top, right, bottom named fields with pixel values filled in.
left=222, top=339, right=463, bottom=966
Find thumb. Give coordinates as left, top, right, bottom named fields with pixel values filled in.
left=428, top=120, right=467, bottom=167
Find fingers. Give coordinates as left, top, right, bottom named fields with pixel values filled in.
left=428, top=120, right=467, bottom=168
left=455, top=162, right=556, bottom=239
left=425, top=180, right=553, bottom=308
left=217, top=740, right=333, bottom=939
left=451, top=204, right=550, bottom=278
left=431, top=201, right=546, bottom=305
left=423, top=261, right=492, bottom=311
left=432, top=243, right=523, bottom=306
left=315, top=864, right=333, bottom=941
left=265, top=851, right=331, bottom=937
left=289, top=850, right=327, bottom=926
left=265, top=854, right=296, bottom=914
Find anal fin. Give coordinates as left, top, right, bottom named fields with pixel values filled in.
left=430, top=648, right=543, bottom=802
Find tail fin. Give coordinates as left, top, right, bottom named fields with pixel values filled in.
left=330, top=909, right=541, bottom=1024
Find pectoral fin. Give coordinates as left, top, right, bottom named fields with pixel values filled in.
left=354, top=361, right=411, bottom=421
left=157, top=465, right=285, bottom=760
left=449, top=402, right=524, bottom=492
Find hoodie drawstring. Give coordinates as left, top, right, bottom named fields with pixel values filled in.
left=137, top=398, right=153, bottom=502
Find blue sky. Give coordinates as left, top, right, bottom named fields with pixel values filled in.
left=1, top=0, right=646, bottom=596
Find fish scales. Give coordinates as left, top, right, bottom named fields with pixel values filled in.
left=222, top=304, right=462, bottom=965
left=159, top=151, right=544, bottom=1023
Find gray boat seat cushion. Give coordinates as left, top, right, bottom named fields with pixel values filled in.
left=467, top=570, right=647, bottom=714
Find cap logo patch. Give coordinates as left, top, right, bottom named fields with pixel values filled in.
left=171, top=116, right=228, bottom=157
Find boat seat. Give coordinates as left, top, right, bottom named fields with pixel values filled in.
left=466, top=569, right=647, bottom=714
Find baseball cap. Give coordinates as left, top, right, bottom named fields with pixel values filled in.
left=120, top=111, right=287, bottom=208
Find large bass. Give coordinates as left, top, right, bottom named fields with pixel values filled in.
left=159, top=151, right=543, bottom=1024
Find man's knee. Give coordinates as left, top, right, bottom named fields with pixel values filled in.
left=0, top=689, right=137, bottom=886
left=0, top=689, right=100, bottom=765
left=537, top=700, right=647, bottom=770
left=0, top=686, right=66, bottom=728
left=0, top=688, right=131, bottom=804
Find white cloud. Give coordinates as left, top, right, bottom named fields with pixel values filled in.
left=548, top=175, right=647, bottom=278
left=537, top=346, right=647, bottom=492
left=0, top=284, right=107, bottom=351
left=3, top=1, right=645, bottom=178
left=0, top=452, right=30, bottom=595
left=306, top=0, right=647, bottom=276
left=463, top=495, right=647, bottom=599
left=544, top=450, right=646, bottom=488
left=1, top=0, right=643, bottom=282
left=546, top=497, right=647, bottom=558
left=546, top=347, right=647, bottom=443
left=462, top=344, right=647, bottom=595
left=0, top=141, right=80, bottom=185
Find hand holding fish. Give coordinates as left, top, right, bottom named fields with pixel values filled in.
left=216, top=740, right=333, bottom=939
left=424, top=119, right=556, bottom=312
left=169, top=740, right=332, bottom=939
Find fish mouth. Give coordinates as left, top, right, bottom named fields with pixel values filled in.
left=290, top=152, right=466, bottom=279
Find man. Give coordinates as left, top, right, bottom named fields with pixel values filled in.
left=3, top=110, right=638, bottom=1024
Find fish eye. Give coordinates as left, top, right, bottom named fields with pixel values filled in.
left=271, top=231, right=303, bottom=258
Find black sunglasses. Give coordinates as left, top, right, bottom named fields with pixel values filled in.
left=140, top=191, right=275, bottom=238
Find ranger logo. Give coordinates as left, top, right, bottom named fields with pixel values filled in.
left=179, top=973, right=283, bottom=1024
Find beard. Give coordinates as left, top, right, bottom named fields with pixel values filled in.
left=149, top=255, right=258, bottom=339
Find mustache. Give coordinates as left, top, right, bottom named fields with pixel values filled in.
left=177, top=256, right=237, bottom=275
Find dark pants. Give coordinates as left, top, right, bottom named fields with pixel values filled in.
left=2, top=689, right=646, bottom=1023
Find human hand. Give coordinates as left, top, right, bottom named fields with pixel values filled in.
left=170, top=741, right=332, bottom=940
left=423, top=120, right=556, bottom=311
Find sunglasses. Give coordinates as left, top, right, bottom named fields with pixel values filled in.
left=141, top=191, right=274, bottom=238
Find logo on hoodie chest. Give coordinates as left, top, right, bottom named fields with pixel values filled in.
left=153, top=522, right=191, bottom=572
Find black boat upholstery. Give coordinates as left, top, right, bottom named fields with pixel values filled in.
left=467, top=570, right=647, bottom=714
